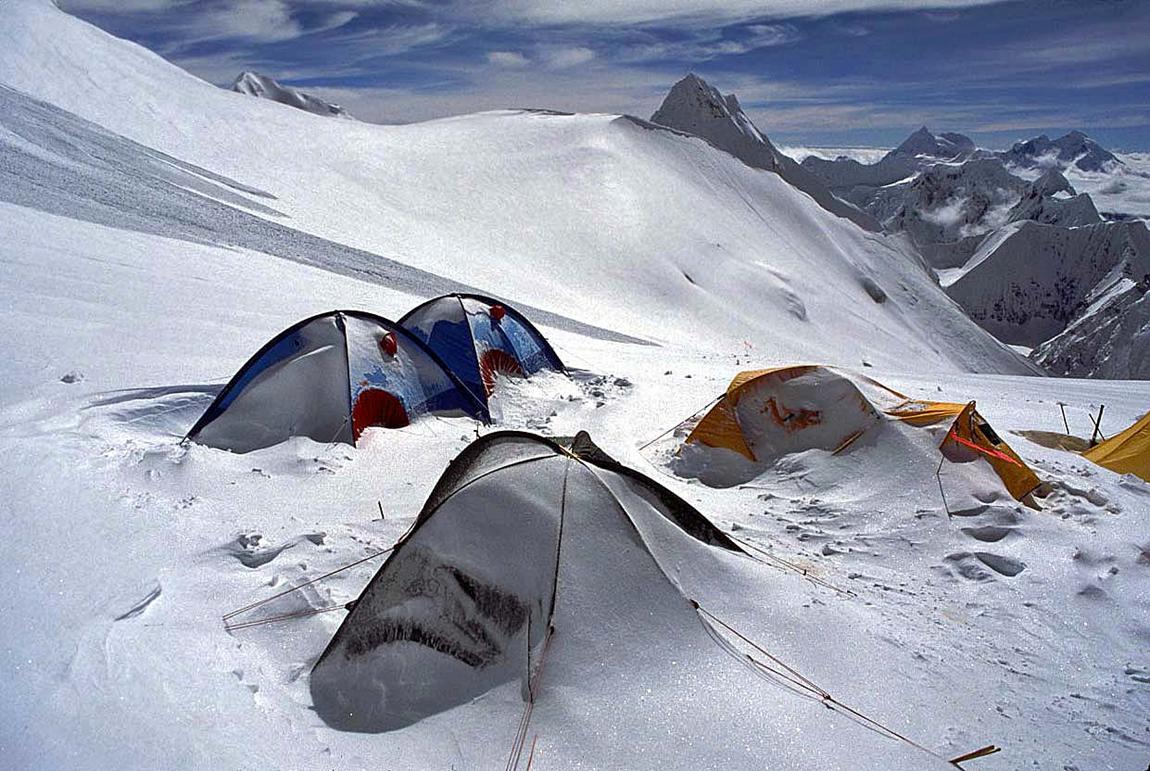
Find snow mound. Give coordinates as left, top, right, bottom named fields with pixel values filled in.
left=231, top=71, right=352, bottom=119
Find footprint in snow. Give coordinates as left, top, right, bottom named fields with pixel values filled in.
left=944, top=551, right=1026, bottom=581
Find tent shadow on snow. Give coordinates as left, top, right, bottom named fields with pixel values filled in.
left=309, top=430, right=744, bottom=733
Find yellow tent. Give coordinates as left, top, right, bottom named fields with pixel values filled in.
left=1083, top=410, right=1150, bottom=481
left=685, top=365, right=880, bottom=462
left=886, top=398, right=1040, bottom=501
left=940, top=401, right=1041, bottom=501
left=683, top=367, right=1042, bottom=502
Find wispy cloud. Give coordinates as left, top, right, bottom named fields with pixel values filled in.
left=57, top=0, right=1150, bottom=150
left=480, top=0, right=1008, bottom=26
left=488, top=50, right=530, bottom=67
left=619, top=23, right=801, bottom=62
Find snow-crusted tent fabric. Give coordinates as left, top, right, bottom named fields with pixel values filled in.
left=1082, top=409, right=1150, bottom=481
left=399, top=294, right=564, bottom=404
left=186, top=311, right=488, bottom=453
left=310, top=430, right=742, bottom=733
left=685, top=365, right=880, bottom=462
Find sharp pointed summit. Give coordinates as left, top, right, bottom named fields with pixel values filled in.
left=650, top=73, right=880, bottom=231
left=892, top=126, right=976, bottom=161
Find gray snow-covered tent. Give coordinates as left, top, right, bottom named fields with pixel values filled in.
left=309, top=430, right=743, bottom=733
left=186, top=310, right=488, bottom=454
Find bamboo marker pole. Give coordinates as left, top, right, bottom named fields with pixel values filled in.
left=1090, top=405, right=1106, bottom=446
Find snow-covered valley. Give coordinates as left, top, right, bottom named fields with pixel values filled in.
left=1, top=1, right=1148, bottom=770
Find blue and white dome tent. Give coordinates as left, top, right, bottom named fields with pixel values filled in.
left=186, top=310, right=489, bottom=453
left=399, top=294, right=565, bottom=406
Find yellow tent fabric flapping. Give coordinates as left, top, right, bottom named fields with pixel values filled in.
left=685, top=366, right=879, bottom=462
left=1083, top=409, right=1150, bottom=481
left=939, top=401, right=1041, bottom=501
left=886, top=399, right=968, bottom=427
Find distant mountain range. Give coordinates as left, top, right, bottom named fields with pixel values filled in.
left=165, top=65, right=1150, bottom=382
left=647, top=77, right=1147, bottom=379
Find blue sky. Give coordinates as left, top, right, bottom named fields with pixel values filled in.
left=61, top=0, right=1150, bottom=150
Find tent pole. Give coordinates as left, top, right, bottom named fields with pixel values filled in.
left=935, top=456, right=952, bottom=519
left=637, top=392, right=724, bottom=452
left=1058, top=402, right=1070, bottom=435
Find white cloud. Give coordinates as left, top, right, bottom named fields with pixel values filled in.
left=487, top=50, right=531, bottom=67
left=189, top=0, right=303, bottom=43
left=620, top=24, right=800, bottom=62
left=327, top=22, right=451, bottom=56
left=543, top=46, right=595, bottom=68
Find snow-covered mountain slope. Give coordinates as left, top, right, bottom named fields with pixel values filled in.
left=877, top=158, right=1028, bottom=245
left=793, top=126, right=1149, bottom=378
left=998, top=130, right=1122, bottom=173
left=231, top=71, right=352, bottom=118
left=1033, top=277, right=1150, bottom=378
left=1014, top=150, right=1150, bottom=222
left=0, top=1, right=1028, bottom=375
left=649, top=74, right=880, bottom=231
left=800, top=126, right=979, bottom=202
left=2, top=2, right=1149, bottom=770
left=944, top=219, right=1150, bottom=346
left=1007, top=169, right=1102, bottom=228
